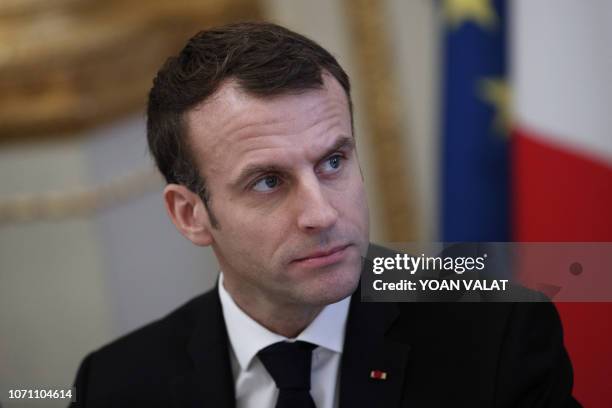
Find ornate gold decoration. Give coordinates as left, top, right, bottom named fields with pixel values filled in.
left=0, top=0, right=262, bottom=142
left=343, top=0, right=418, bottom=241
left=0, top=168, right=163, bottom=223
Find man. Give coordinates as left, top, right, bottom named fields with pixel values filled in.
left=71, top=22, right=579, bottom=407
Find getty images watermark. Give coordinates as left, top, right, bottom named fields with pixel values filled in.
left=361, top=242, right=612, bottom=302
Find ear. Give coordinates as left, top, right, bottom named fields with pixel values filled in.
left=163, top=184, right=213, bottom=246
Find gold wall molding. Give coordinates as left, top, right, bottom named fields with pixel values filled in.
left=0, top=0, right=262, bottom=142
left=0, top=168, right=163, bottom=223
left=344, top=0, right=418, bottom=241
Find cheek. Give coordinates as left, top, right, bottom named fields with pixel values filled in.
left=216, top=205, right=288, bottom=255
left=341, top=176, right=369, bottom=221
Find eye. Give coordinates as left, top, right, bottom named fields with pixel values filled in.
left=252, top=175, right=282, bottom=192
left=319, top=154, right=344, bottom=174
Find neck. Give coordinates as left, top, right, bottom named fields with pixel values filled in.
left=222, top=276, right=323, bottom=338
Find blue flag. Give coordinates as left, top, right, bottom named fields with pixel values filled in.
left=441, top=0, right=509, bottom=241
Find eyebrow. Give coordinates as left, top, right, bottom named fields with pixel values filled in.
left=323, top=135, right=355, bottom=158
left=232, top=135, right=355, bottom=188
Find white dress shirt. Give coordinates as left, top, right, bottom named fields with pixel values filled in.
left=218, top=273, right=350, bottom=408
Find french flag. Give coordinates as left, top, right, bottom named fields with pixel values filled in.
left=512, top=1, right=612, bottom=406
left=512, top=0, right=612, bottom=243
left=441, top=1, right=612, bottom=405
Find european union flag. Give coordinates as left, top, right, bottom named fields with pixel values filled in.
left=441, top=0, right=509, bottom=241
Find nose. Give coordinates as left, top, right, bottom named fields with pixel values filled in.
left=295, top=176, right=339, bottom=232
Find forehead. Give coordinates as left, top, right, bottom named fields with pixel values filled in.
left=185, top=75, right=352, bottom=175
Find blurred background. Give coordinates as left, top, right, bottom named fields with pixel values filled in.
left=0, top=0, right=610, bottom=406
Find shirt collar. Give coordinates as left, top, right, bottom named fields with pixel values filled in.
left=218, top=272, right=351, bottom=371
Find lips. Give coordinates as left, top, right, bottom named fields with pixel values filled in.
left=291, top=244, right=352, bottom=268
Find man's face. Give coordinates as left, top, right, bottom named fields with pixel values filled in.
left=186, top=74, right=369, bottom=308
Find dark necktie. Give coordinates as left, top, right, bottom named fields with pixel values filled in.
left=258, top=341, right=318, bottom=408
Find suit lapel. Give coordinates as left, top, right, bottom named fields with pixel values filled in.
left=339, top=289, right=411, bottom=408
left=169, top=262, right=412, bottom=408
left=171, top=288, right=235, bottom=408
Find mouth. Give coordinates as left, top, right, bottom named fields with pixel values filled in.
left=291, top=244, right=352, bottom=268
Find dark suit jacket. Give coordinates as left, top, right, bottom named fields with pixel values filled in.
left=71, top=283, right=580, bottom=407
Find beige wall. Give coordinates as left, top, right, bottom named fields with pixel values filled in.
left=384, top=0, right=440, bottom=240
left=0, top=141, right=113, bottom=406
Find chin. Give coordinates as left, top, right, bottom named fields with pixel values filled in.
left=304, top=262, right=361, bottom=306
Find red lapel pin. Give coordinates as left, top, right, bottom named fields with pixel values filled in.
left=370, top=370, right=388, bottom=380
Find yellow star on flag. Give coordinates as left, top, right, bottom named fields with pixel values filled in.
left=442, top=0, right=498, bottom=30
left=477, top=78, right=512, bottom=137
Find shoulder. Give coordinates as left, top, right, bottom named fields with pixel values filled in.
left=392, top=288, right=562, bottom=349
left=390, top=295, right=577, bottom=406
left=72, top=288, right=221, bottom=406
left=96, top=288, right=215, bottom=360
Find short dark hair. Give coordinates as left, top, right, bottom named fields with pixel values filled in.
left=146, top=21, right=352, bottom=225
